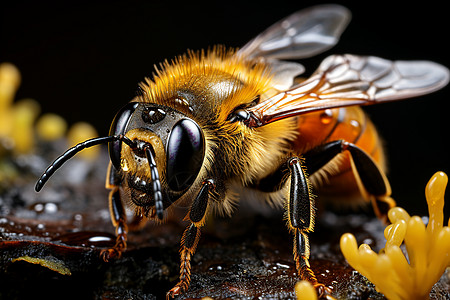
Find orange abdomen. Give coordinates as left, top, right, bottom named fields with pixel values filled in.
left=293, top=107, right=385, bottom=205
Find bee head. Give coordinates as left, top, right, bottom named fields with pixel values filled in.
left=109, top=102, right=205, bottom=216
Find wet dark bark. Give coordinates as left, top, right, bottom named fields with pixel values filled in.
left=1, top=148, right=448, bottom=299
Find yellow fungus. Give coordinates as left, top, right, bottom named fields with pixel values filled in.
left=387, top=207, right=410, bottom=223
left=11, top=255, right=71, bottom=275
left=11, top=98, right=41, bottom=153
left=0, top=63, right=21, bottom=137
left=341, top=171, right=450, bottom=300
left=0, top=62, right=21, bottom=108
left=0, top=62, right=100, bottom=163
left=383, top=219, right=407, bottom=249
left=426, top=171, right=446, bottom=236
left=295, top=280, right=318, bottom=300
left=0, top=62, right=21, bottom=87
left=67, top=122, right=99, bottom=160
left=36, top=113, right=68, bottom=141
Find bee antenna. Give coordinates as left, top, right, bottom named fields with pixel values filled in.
left=35, top=135, right=136, bottom=192
left=144, top=146, right=164, bottom=220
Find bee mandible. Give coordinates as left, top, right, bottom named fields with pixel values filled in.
left=35, top=4, right=449, bottom=298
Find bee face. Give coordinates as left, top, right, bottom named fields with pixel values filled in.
left=109, top=102, right=205, bottom=209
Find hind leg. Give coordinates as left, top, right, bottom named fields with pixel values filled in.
left=303, top=140, right=396, bottom=221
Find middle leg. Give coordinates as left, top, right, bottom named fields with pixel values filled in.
left=287, top=157, right=333, bottom=297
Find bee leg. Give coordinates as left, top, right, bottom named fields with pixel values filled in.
left=101, top=163, right=128, bottom=261
left=287, top=158, right=333, bottom=299
left=167, top=179, right=215, bottom=299
left=100, top=186, right=128, bottom=261
left=303, top=140, right=395, bottom=221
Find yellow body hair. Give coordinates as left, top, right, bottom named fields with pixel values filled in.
left=136, top=47, right=299, bottom=216
left=140, top=47, right=272, bottom=118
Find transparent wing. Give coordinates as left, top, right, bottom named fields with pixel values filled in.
left=237, top=4, right=351, bottom=60
left=245, top=54, right=450, bottom=127
left=266, top=59, right=305, bottom=91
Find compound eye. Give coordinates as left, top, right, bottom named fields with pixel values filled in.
left=166, top=119, right=205, bottom=191
left=142, top=106, right=166, bottom=124
left=109, top=102, right=139, bottom=170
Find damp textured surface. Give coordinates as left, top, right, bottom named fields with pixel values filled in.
left=1, top=150, right=450, bottom=299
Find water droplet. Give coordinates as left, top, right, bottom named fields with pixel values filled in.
left=350, top=119, right=360, bottom=133
left=208, top=264, right=223, bottom=271
left=89, top=236, right=110, bottom=243
left=44, top=203, right=58, bottom=214
left=33, top=203, right=44, bottom=213
left=320, top=109, right=334, bottom=124
left=55, top=231, right=114, bottom=247
left=31, top=202, right=59, bottom=214
left=362, top=238, right=374, bottom=246
left=275, top=262, right=290, bottom=269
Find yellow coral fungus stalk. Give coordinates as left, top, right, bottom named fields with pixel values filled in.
left=0, top=63, right=21, bottom=137
left=295, top=280, right=318, bottom=300
left=340, top=171, right=450, bottom=300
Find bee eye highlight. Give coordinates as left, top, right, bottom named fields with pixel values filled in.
left=142, top=107, right=166, bottom=124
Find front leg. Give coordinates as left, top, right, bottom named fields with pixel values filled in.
left=100, top=163, right=128, bottom=261
left=167, top=179, right=215, bottom=299
left=100, top=186, right=128, bottom=261
left=287, top=157, right=334, bottom=299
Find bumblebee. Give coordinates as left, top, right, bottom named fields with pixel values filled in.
left=35, top=4, right=449, bottom=298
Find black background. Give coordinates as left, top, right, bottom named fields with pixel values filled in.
left=1, top=0, right=449, bottom=216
